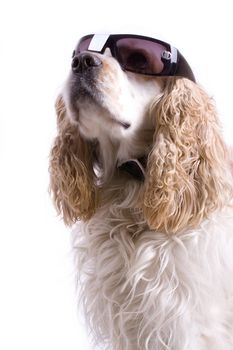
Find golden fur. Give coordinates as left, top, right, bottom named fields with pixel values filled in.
left=144, top=78, right=233, bottom=233
left=49, top=96, right=98, bottom=225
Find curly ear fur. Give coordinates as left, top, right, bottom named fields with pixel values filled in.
left=144, top=78, right=233, bottom=234
left=49, top=96, right=97, bottom=225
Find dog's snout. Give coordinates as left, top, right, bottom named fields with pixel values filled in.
left=72, top=53, right=102, bottom=73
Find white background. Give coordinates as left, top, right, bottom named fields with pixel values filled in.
left=0, top=0, right=232, bottom=349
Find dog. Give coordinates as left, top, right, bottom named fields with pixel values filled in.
left=49, top=34, right=233, bottom=349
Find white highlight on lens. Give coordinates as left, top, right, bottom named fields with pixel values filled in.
left=88, top=34, right=110, bottom=52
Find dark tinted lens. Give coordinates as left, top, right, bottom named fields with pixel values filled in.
left=76, top=36, right=93, bottom=53
left=116, top=38, right=167, bottom=74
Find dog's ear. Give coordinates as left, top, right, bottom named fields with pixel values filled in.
left=49, top=96, right=97, bottom=225
left=143, top=78, right=233, bottom=234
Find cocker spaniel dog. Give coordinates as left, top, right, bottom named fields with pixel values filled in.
left=49, top=34, right=233, bottom=349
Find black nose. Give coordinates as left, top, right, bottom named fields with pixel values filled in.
left=72, top=53, right=102, bottom=73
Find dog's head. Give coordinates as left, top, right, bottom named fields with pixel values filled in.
left=67, top=48, right=162, bottom=137
left=50, top=34, right=232, bottom=232
left=64, top=47, right=166, bottom=168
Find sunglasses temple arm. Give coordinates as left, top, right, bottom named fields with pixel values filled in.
left=175, top=50, right=196, bottom=82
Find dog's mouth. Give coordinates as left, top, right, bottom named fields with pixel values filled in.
left=118, top=121, right=131, bottom=129
left=68, top=75, right=131, bottom=130
left=69, top=73, right=100, bottom=102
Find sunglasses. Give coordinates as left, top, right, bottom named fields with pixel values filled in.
left=72, top=34, right=195, bottom=82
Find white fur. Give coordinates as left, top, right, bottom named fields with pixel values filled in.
left=72, top=179, right=233, bottom=349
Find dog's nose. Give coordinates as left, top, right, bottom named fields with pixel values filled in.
left=72, top=53, right=102, bottom=73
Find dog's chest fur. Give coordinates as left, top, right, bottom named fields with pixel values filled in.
left=72, top=180, right=233, bottom=350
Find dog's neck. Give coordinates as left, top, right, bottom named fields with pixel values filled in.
left=95, top=124, right=153, bottom=183
left=95, top=139, right=148, bottom=182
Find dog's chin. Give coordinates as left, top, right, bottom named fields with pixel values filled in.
left=68, top=88, right=131, bottom=130
left=66, top=83, right=101, bottom=123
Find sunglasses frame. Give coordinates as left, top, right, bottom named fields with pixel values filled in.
left=73, top=34, right=196, bottom=82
